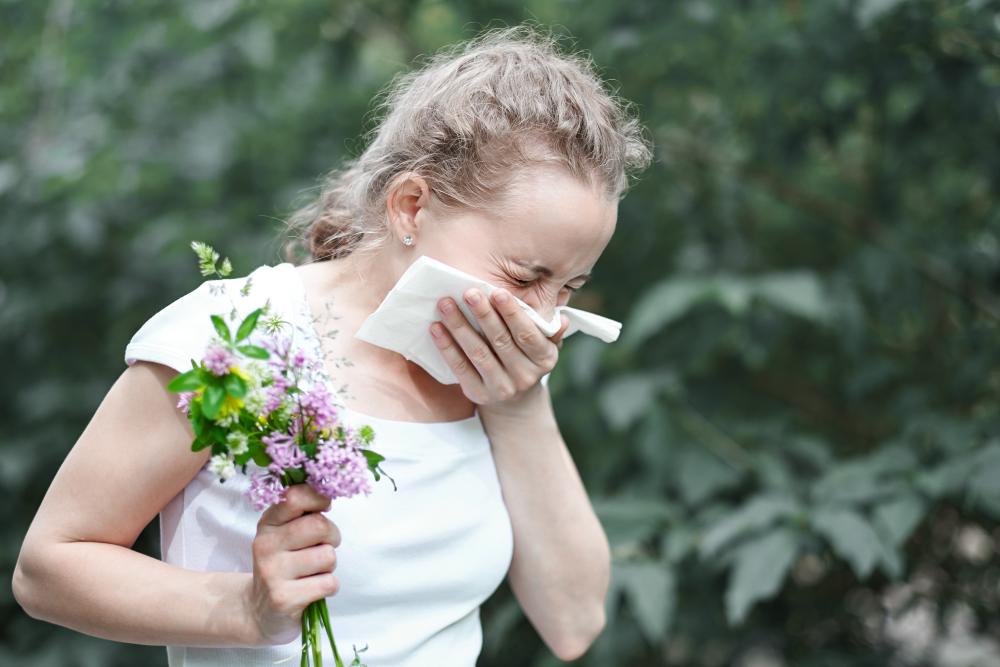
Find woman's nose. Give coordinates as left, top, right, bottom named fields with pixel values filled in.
left=519, top=295, right=556, bottom=324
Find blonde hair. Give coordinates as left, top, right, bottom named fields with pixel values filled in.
left=281, top=23, right=654, bottom=263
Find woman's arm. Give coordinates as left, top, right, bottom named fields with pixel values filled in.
left=12, top=361, right=259, bottom=647
left=479, top=383, right=611, bottom=662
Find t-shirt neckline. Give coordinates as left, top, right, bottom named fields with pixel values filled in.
left=276, top=261, right=483, bottom=430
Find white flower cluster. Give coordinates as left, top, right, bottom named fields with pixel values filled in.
left=241, top=360, right=271, bottom=418
left=243, top=389, right=265, bottom=417
left=207, top=453, right=236, bottom=481
left=216, top=410, right=240, bottom=428
left=226, top=431, right=249, bottom=455
left=245, top=360, right=268, bottom=387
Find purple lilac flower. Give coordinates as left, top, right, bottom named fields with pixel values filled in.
left=245, top=471, right=287, bottom=511
left=261, top=334, right=293, bottom=370
left=261, top=372, right=293, bottom=415
left=263, top=431, right=307, bottom=472
left=204, top=342, right=237, bottom=376
left=176, top=391, right=195, bottom=415
left=296, top=381, right=341, bottom=435
left=305, top=441, right=373, bottom=500
left=290, top=348, right=309, bottom=369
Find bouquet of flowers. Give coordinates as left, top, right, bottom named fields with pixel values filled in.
left=165, top=242, right=395, bottom=667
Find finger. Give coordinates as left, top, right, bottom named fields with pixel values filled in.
left=460, top=287, right=523, bottom=370
left=259, top=483, right=331, bottom=528
left=488, top=288, right=555, bottom=365
left=282, top=543, right=338, bottom=579
left=430, top=319, right=487, bottom=394
left=276, top=572, right=340, bottom=614
left=281, top=510, right=342, bottom=551
left=436, top=295, right=506, bottom=381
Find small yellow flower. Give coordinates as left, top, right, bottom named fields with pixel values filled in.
left=229, top=365, right=250, bottom=382
left=216, top=394, right=244, bottom=420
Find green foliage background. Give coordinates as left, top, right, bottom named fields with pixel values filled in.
left=3, top=1, right=999, bottom=665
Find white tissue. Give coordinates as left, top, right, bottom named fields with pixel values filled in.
left=354, top=254, right=622, bottom=385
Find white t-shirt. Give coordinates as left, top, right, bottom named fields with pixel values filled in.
left=123, top=262, right=516, bottom=667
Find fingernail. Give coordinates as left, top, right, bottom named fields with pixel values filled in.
left=438, top=299, right=453, bottom=314
left=464, top=289, right=480, bottom=305
left=494, top=290, right=509, bottom=304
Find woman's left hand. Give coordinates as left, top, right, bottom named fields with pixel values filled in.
left=429, top=287, right=568, bottom=408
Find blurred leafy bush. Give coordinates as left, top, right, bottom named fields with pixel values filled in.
left=3, top=1, right=998, bottom=666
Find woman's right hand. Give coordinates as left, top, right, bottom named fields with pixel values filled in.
left=244, top=484, right=342, bottom=646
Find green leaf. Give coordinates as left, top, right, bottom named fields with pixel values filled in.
left=661, top=526, right=696, bottom=564
left=236, top=307, right=263, bottom=342
left=597, top=371, right=677, bottom=432
left=361, top=448, right=386, bottom=471
left=594, top=496, right=678, bottom=548
left=237, top=344, right=270, bottom=359
left=966, top=443, right=1000, bottom=517
left=211, top=314, right=231, bottom=343
left=167, top=368, right=204, bottom=392
left=621, top=273, right=830, bottom=351
left=191, top=436, right=212, bottom=452
left=618, top=560, right=677, bottom=643
left=223, top=373, right=248, bottom=398
left=873, top=494, right=927, bottom=548
left=250, top=443, right=271, bottom=468
left=202, top=384, right=225, bottom=420
left=675, top=445, right=743, bottom=506
left=699, top=494, right=801, bottom=559
left=592, top=496, right=677, bottom=524
left=811, top=458, right=908, bottom=504
left=724, top=527, right=800, bottom=625
left=622, top=280, right=704, bottom=350
left=810, top=507, right=883, bottom=579
left=208, top=424, right=227, bottom=444
left=914, top=454, right=977, bottom=498
left=755, top=272, right=829, bottom=323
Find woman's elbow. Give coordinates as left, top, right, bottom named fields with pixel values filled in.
left=552, top=607, right=606, bottom=662
left=12, top=542, right=58, bottom=621
left=12, top=552, right=42, bottom=619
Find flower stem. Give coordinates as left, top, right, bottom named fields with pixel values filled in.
left=310, top=602, right=322, bottom=665
left=317, top=598, right=346, bottom=667
left=300, top=608, right=309, bottom=667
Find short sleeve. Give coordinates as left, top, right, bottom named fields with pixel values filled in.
left=124, top=279, right=231, bottom=375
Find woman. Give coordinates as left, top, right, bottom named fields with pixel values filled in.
left=13, top=24, right=653, bottom=666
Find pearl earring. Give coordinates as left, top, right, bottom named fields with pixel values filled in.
left=402, top=234, right=414, bottom=246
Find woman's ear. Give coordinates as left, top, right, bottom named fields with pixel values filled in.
left=385, top=171, right=433, bottom=241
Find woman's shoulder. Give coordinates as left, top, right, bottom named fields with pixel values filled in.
left=123, top=262, right=300, bottom=375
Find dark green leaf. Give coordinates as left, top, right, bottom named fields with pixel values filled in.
left=237, top=344, right=269, bottom=359
left=236, top=307, right=263, bottom=342
left=223, top=373, right=248, bottom=398
left=724, top=527, right=800, bottom=625
left=202, top=384, right=225, bottom=420
left=211, top=314, right=232, bottom=343
left=167, top=368, right=204, bottom=392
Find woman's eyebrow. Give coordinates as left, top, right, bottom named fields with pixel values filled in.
left=513, top=259, right=592, bottom=282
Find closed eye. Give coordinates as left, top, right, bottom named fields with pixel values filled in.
left=508, top=273, right=583, bottom=293
left=511, top=278, right=583, bottom=292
